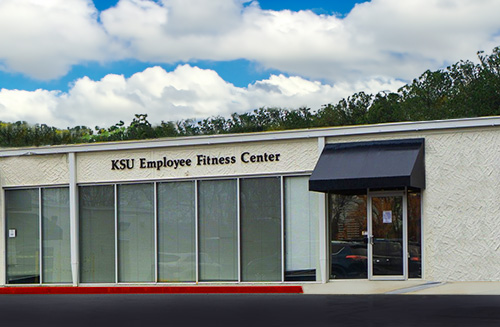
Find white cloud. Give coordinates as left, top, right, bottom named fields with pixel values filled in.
left=0, top=0, right=113, bottom=79
left=161, top=0, right=245, bottom=35
left=98, top=0, right=500, bottom=82
left=2, top=0, right=499, bottom=82
left=0, top=66, right=405, bottom=128
left=0, top=89, right=63, bottom=125
left=0, top=0, right=499, bottom=128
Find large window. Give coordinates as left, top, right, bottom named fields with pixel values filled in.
left=284, top=176, right=320, bottom=281
left=329, top=194, right=368, bottom=279
left=42, top=188, right=71, bottom=283
left=158, top=181, right=196, bottom=282
left=241, top=177, right=282, bottom=281
left=6, top=188, right=71, bottom=284
left=79, top=185, right=115, bottom=283
left=408, top=190, right=422, bottom=278
left=329, top=191, right=422, bottom=279
left=198, top=180, right=238, bottom=281
left=6, top=189, right=40, bottom=284
left=6, top=175, right=320, bottom=284
left=118, top=183, right=155, bottom=282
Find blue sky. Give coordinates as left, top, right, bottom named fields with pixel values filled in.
left=0, top=0, right=499, bottom=128
left=1, top=1, right=366, bottom=92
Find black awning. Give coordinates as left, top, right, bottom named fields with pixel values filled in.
left=309, top=138, right=425, bottom=193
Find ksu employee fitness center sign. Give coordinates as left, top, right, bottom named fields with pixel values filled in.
left=111, top=151, right=282, bottom=171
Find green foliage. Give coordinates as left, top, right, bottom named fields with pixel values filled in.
left=1, top=46, right=499, bottom=147
left=0, top=121, right=93, bottom=147
left=316, top=92, right=372, bottom=127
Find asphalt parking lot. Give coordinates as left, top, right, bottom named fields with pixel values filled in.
left=1, top=294, right=500, bottom=327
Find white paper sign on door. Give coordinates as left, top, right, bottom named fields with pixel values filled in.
left=383, top=210, right=392, bottom=224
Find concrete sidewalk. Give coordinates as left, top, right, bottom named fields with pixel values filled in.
left=2, top=281, right=500, bottom=295
left=302, top=280, right=500, bottom=295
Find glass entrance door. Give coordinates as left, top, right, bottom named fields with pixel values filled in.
left=368, top=192, right=407, bottom=280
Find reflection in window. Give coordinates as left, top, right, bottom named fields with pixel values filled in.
left=118, top=184, right=155, bottom=282
left=284, top=176, right=319, bottom=281
left=371, top=196, right=403, bottom=276
left=79, top=185, right=116, bottom=283
left=42, top=187, right=71, bottom=283
left=408, top=190, right=422, bottom=278
left=241, top=177, right=282, bottom=282
left=329, top=194, right=367, bottom=279
left=6, top=187, right=71, bottom=284
left=6, top=189, right=40, bottom=284
left=158, top=182, right=196, bottom=282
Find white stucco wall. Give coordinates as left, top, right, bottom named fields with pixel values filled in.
left=1, top=122, right=500, bottom=283
left=328, top=127, right=500, bottom=281
left=0, top=154, right=69, bottom=187
left=424, top=129, right=500, bottom=281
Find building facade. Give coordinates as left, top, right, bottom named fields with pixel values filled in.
left=1, top=116, right=500, bottom=286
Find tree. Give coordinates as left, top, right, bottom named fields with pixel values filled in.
left=1, top=46, right=499, bottom=147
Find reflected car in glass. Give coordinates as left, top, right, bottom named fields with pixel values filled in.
left=372, top=239, right=403, bottom=276
left=331, top=241, right=367, bottom=279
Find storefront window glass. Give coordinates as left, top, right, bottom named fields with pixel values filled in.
left=6, top=189, right=40, bottom=284
left=42, top=187, right=71, bottom=283
left=79, top=185, right=116, bottom=283
left=284, top=176, right=319, bottom=281
left=241, top=177, right=282, bottom=282
left=408, top=191, right=422, bottom=278
left=118, top=183, right=155, bottom=282
left=158, top=182, right=196, bottom=282
left=370, top=195, right=404, bottom=276
left=329, top=194, right=368, bottom=279
left=198, top=179, right=238, bottom=281
left=6, top=174, right=331, bottom=284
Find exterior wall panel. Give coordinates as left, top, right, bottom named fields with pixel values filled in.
left=1, top=118, right=500, bottom=284
left=327, top=127, right=500, bottom=281
left=423, top=130, right=500, bottom=281
left=76, top=139, right=318, bottom=183
left=0, top=154, right=69, bottom=187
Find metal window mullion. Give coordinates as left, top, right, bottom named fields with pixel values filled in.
left=38, top=188, right=43, bottom=284
left=322, top=192, right=328, bottom=283
left=69, top=152, right=79, bottom=286
left=3, top=189, right=6, bottom=285
left=420, top=190, right=424, bottom=279
left=280, top=176, right=285, bottom=283
left=317, top=137, right=328, bottom=283
left=367, top=189, right=373, bottom=280
left=237, top=178, right=241, bottom=283
left=114, top=184, right=118, bottom=284
left=154, top=182, right=158, bottom=283
left=194, top=180, right=199, bottom=284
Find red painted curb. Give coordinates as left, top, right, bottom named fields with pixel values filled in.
left=0, top=286, right=303, bottom=295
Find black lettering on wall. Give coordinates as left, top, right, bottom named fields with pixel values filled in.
left=113, top=152, right=280, bottom=170
left=241, top=152, right=281, bottom=164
